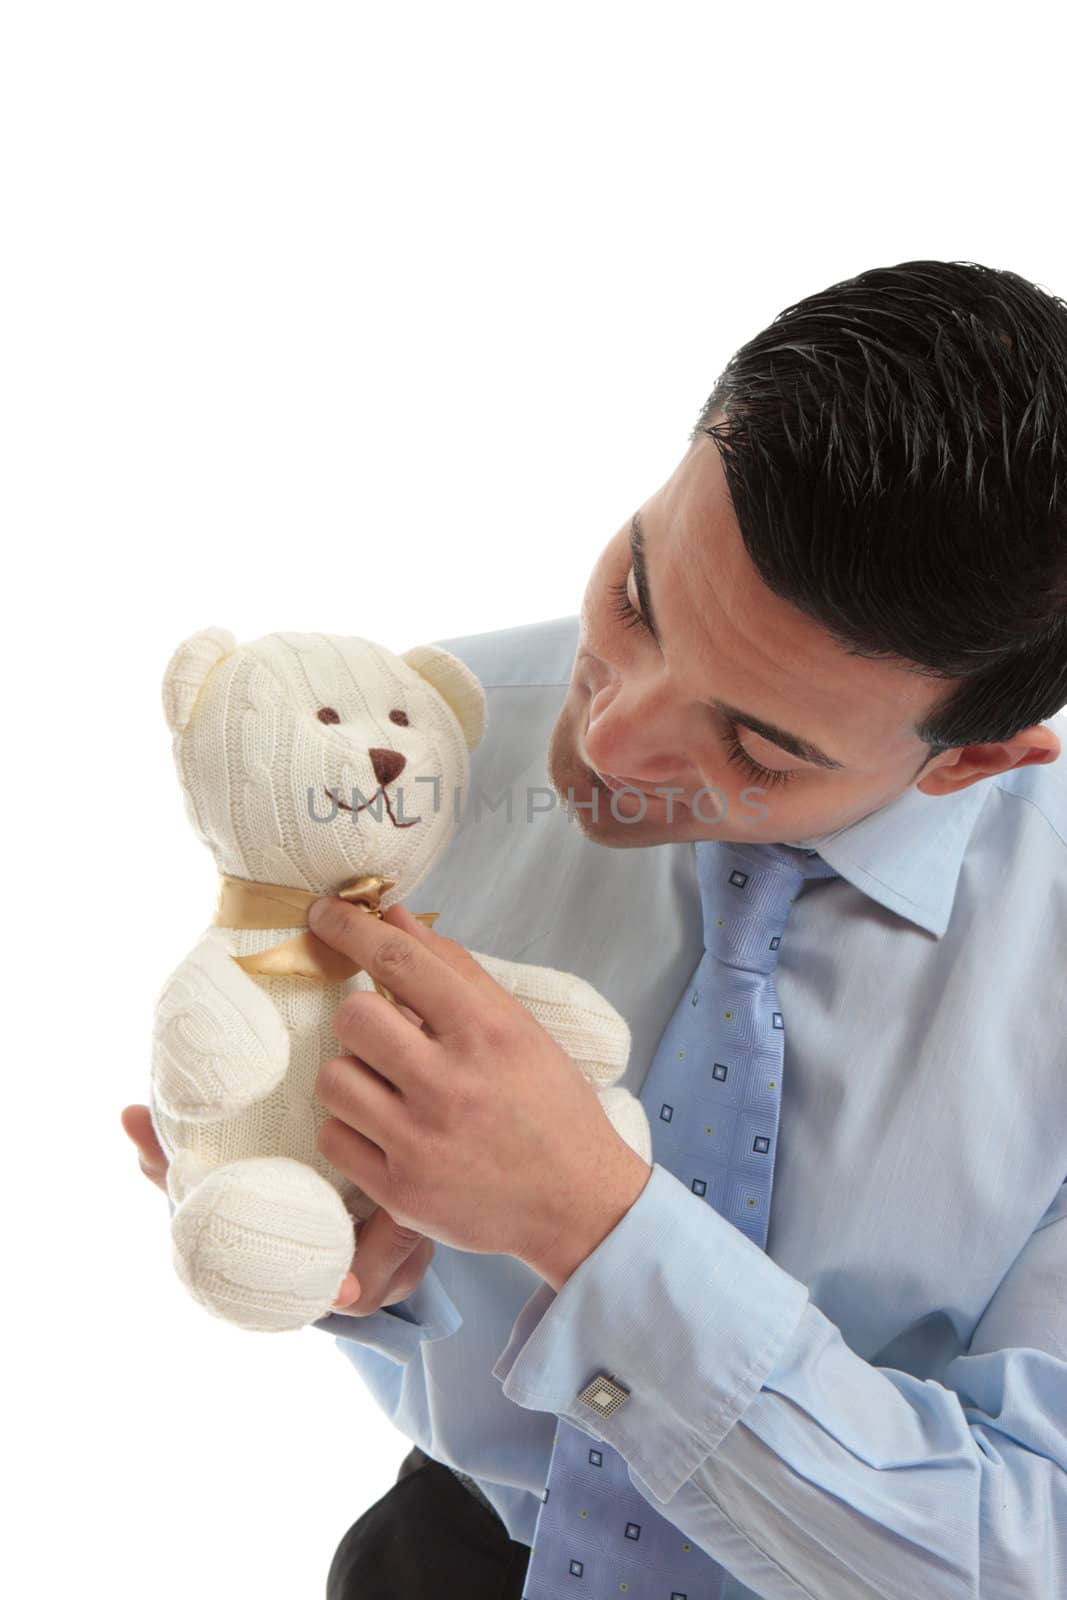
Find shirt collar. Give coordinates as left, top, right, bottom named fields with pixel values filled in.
left=785, top=778, right=992, bottom=939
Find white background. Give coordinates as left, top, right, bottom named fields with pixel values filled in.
left=4, top=2, right=1066, bottom=1595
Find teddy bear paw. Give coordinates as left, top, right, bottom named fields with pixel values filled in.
left=596, top=1084, right=653, bottom=1165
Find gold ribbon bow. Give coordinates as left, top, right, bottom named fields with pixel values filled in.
left=212, top=872, right=440, bottom=1001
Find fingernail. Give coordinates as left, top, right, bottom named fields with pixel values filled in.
left=334, top=1272, right=360, bottom=1307
left=308, top=896, right=336, bottom=929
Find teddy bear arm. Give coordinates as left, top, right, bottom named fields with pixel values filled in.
left=465, top=950, right=630, bottom=1089
left=465, top=952, right=651, bottom=1163
left=151, top=932, right=290, bottom=1123
left=595, top=1083, right=654, bottom=1166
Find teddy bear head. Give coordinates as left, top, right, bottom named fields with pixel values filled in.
left=161, top=626, right=487, bottom=905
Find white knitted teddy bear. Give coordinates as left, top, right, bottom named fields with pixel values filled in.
left=151, top=626, right=652, bottom=1333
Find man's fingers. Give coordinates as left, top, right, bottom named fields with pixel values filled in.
left=383, top=904, right=506, bottom=999
left=332, top=1205, right=433, bottom=1315
left=309, top=896, right=493, bottom=1042
left=394, top=998, right=426, bottom=1030
left=120, top=1104, right=169, bottom=1192
left=341, top=1233, right=434, bottom=1315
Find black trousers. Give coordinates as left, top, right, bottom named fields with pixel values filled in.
left=325, top=1445, right=532, bottom=1598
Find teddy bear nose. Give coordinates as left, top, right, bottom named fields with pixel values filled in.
left=369, top=747, right=406, bottom=787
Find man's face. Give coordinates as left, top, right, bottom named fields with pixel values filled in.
left=548, top=431, right=966, bottom=848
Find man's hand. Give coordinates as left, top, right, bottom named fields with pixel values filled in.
left=305, top=898, right=652, bottom=1289
left=119, top=1103, right=433, bottom=1315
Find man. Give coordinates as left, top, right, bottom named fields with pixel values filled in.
left=123, top=258, right=1067, bottom=1599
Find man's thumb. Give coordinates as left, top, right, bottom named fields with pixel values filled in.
left=362, top=1205, right=425, bottom=1258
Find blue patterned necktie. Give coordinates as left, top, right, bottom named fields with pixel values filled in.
left=522, top=838, right=839, bottom=1599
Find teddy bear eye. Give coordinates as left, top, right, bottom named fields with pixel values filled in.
left=389, top=709, right=409, bottom=726
left=317, top=707, right=340, bottom=724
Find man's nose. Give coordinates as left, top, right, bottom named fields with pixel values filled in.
left=586, top=679, right=694, bottom=782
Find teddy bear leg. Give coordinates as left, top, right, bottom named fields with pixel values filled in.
left=169, top=1157, right=356, bottom=1333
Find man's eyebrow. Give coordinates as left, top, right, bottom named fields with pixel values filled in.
left=629, top=509, right=846, bottom=771
left=711, top=700, right=845, bottom=770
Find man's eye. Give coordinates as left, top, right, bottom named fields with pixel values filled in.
left=607, top=576, right=654, bottom=637
left=721, top=722, right=799, bottom=790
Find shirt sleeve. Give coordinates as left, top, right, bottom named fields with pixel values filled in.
left=492, top=1161, right=1067, bottom=1599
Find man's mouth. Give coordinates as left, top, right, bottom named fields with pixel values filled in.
left=324, top=785, right=419, bottom=829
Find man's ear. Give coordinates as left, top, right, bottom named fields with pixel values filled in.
left=401, top=643, right=487, bottom=751
left=915, top=724, right=1062, bottom=795
left=161, top=626, right=237, bottom=735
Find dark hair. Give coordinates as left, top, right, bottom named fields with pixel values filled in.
left=690, top=259, right=1067, bottom=762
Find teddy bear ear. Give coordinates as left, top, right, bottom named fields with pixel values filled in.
left=401, top=643, right=487, bottom=751
left=161, top=626, right=237, bottom=735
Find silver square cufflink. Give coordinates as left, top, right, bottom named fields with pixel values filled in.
left=576, top=1372, right=630, bottom=1417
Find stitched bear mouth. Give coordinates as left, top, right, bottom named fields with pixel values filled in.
left=324, top=785, right=419, bottom=829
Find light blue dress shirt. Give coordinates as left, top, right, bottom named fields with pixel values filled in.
left=312, top=614, right=1067, bottom=1599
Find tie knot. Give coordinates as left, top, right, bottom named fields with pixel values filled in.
left=694, top=840, right=838, bottom=973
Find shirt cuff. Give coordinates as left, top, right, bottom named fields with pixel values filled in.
left=311, top=1264, right=463, bottom=1363
left=491, top=1161, right=809, bottom=1501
